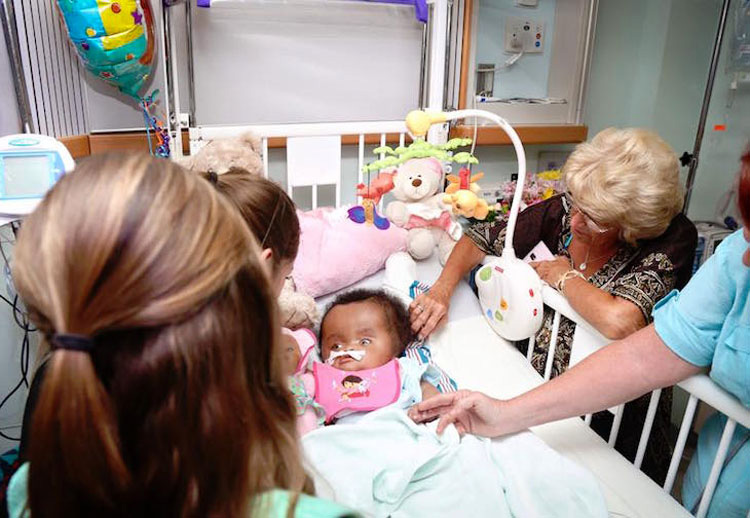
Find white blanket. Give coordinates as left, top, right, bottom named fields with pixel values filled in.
left=303, top=407, right=607, bottom=518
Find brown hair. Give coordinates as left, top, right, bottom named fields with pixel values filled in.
left=14, top=154, right=307, bottom=517
left=203, top=168, right=300, bottom=274
left=321, top=289, right=414, bottom=355
left=739, top=147, right=750, bottom=227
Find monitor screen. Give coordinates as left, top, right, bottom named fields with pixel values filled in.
left=2, top=155, right=51, bottom=197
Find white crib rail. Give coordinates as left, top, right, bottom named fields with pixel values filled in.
left=540, top=284, right=750, bottom=517
left=188, top=121, right=409, bottom=209
left=189, top=121, right=408, bottom=143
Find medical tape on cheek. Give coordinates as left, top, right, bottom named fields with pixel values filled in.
left=326, top=349, right=366, bottom=364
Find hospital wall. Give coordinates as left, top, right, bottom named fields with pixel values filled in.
left=476, top=0, right=747, bottom=225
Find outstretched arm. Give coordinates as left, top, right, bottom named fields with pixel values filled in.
left=410, top=325, right=702, bottom=436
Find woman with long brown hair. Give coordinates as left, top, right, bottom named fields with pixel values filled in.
left=6, top=154, right=353, bottom=517
left=411, top=148, right=750, bottom=518
left=202, top=168, right=300, bottom=297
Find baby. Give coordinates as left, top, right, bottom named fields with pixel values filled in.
left=316, top=289, right=442, bottom=423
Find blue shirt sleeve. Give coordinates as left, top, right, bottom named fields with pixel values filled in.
left=652, top=232, right=739, bottom=367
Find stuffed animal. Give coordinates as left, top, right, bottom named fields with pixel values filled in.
left=443, top=190, right=490, bottom=220
left=445, top=168, right=484, bottom=194
left=278, top=276, right=320, bottom=330
left=284, top=328, right=326, bottom=436
left=180, top=131, right=264, bottom=176
left=385, top=158, right=461, bottom=264
left=356, top=171, right=395, bottom=204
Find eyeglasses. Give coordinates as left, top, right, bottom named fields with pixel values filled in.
left=564, top=193, right=610, bottom=234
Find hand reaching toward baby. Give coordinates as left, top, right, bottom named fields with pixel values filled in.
left=408, top=389, right=505, bottom=437
left=409, top=281, right=451, bottom=339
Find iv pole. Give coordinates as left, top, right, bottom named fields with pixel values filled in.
left=682, top=0, right=732, bottom=214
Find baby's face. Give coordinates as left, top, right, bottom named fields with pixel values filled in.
left=321, top=301, right=396, bottom=371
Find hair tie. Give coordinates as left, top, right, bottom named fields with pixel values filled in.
left=207, top=171, right=219, bottom=185
left=52, top=333, right=95, bottom=353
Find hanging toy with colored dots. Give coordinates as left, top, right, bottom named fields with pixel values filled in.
left=55, top=0, right=170, bottom=157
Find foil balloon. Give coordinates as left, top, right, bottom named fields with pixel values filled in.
left=56, top=0, right=156, bottom=99
left=56, top=0, right=169, bottom=157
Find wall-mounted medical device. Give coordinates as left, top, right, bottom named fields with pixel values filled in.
left=0, top=134, right=75, bottom=221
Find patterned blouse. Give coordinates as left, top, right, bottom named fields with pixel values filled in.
left=464, top=194, right=698, bottom=482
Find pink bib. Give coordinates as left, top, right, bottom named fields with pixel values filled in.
left=313, top=359, right=401, bottom=422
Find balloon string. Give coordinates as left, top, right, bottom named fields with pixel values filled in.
left=141, top=99, right=155, bottom=156
left=140, top=93, right=170, bottom=158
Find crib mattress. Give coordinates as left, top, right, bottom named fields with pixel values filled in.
left=315, top=254, right=691, bottom=518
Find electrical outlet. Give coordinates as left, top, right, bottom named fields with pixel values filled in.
left=504, top=16, right=544, bottom=53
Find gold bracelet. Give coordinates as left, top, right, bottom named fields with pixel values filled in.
left=556, top=270, right=585, bottom=293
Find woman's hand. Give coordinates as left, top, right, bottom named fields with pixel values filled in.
left=530, top=256, right=571, bottom=287
left=408, top=390, right=505, bottom=437
left=409, top=281, right=452, bottom=340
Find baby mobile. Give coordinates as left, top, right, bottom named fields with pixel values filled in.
left=55, top=0, right=170, bottom=157
left=349, top=136, right=490, bottom=228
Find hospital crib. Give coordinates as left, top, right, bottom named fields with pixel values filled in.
left=188, top=120, right=749, bottom=518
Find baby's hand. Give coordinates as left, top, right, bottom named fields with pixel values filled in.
left=420, top=380, right=440, bottom=402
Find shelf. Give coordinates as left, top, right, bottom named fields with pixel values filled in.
left=59, top=132, right=190, bottom=158
left=450, top=124, right=588, bottom=146
left=59, top=125, right=586, bottom=160
left=89, top=132, right=190, bottom=155
left=58, top=135, right=90, bottom=159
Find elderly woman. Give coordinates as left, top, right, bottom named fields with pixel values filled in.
left=411, top=128, right=697, bottom=481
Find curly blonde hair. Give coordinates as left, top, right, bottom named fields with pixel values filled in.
left=563, top=128, right=683, bottom=245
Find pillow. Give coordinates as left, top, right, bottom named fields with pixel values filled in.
left=292, top=206, right=408, bottom=298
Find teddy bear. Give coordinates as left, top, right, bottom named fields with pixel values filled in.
left=182, top=131, right=319, bottom=330
left=179, top=131, right=265, bottom=176
left=278, top=276, right=320, bottom=330
left=384, top=157, right=462, bottom=265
